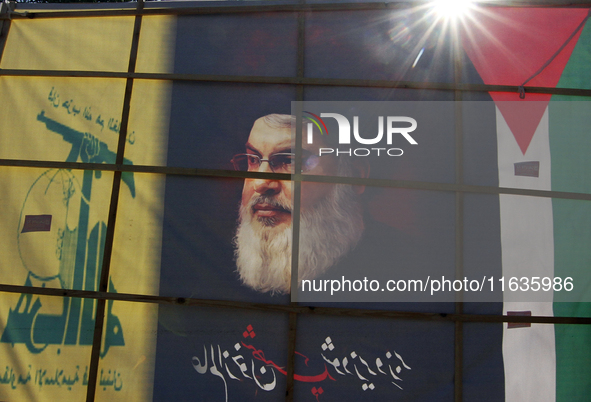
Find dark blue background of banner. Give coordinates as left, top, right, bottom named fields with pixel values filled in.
left=154, top=8, right=504, bottom=401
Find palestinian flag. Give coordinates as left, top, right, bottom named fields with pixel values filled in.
left=462, top=7, right=591, bottom=401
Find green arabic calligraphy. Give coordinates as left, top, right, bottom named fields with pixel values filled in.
left=48, top=87, right=135, bottom=144
left=0, top=365, right=123, bottom=391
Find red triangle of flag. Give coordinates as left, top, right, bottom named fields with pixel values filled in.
left=461, top=8, right=588, bottom=154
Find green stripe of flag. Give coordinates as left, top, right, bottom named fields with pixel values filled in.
left=550, top=17, right=591, bottom=402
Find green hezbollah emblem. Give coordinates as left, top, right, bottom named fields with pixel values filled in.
left=1, top=111, right=136, bottom=357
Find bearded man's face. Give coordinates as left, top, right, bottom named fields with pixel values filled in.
left=233, top=116, right=364, bottom=294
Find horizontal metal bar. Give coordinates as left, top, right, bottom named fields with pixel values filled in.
left=0, top=68, right=132, bottom=79
left=0, top=283, right=588, bottom=324
left=302, top=174, right=591, bottom=201
left=0, top=158, right=291, bottom=181
left=4, top=1, right=591, bottom=20
left=2, top=68, right=591, bottom=97
left=2, top=158, right=591, bottom=201
left=3, top=2, right=413, bottom=20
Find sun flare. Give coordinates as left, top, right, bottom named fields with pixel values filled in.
left=432, top=0, right=474, bottom=20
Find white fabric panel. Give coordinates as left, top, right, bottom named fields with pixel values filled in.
left=496, top=106, right=555, bottom=402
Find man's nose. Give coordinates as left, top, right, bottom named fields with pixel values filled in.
left=253, top=161, right=281, bottom=195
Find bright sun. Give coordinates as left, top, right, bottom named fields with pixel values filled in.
left=432, top=0, right=473, bottom=20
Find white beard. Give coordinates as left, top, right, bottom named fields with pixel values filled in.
left=234, top=184, right=364, bottom=294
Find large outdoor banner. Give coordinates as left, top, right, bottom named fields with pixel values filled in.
left=0, top=15, right=170, bottom=402
left=0, top=2, right=590, bottom=401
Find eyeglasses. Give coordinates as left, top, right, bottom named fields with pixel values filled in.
left=231, top=153, right=321, bottom=173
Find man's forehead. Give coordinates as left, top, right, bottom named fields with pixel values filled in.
left=247, top=119, right=293, bottom=152
left=247, top=118, right=331, bottom=153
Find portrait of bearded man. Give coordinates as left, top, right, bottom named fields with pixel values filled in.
left=232, top=114, right=369, bottom=294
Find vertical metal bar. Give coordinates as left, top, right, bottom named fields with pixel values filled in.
left=454, top=318, right=464, bottom=402
left=286, top=4, right=306, bottom=401
left=290, top=7, right=306, bottom=300
left=452, top=22, right=464, bottom=402
left=0, top=1, right=15, bottom=66
left=287, top=99, right=302, bottom=402
left=285, top=309, right=299, bottom=401
left=85, top=1, right=144, bottom=400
